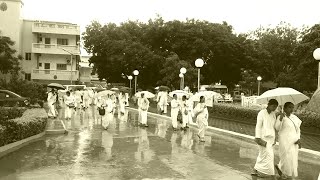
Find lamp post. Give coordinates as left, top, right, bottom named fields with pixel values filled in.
left=313, top=48, right=320, bottom=89
left=128, top=75, right=133, bottom=89
left=257, top=76, right=262, bottom=96
left=133, top=70, right=139, bottom=93
left=195, top=59, right=204, bottom=92
left=180, top=67, right=187, bottom=90
left=179, top=73, right=184, bottom=90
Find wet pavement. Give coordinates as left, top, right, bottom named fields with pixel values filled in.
left=0, top=106, right=320, bottom=180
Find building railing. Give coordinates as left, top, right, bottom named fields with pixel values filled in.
left=32, top=22, right=80, bottom=35
left=32, top=43, right=80, bottom=55
left=32, top=69, right=79, bottom=81
left=32, top=69, right=79, bottom=75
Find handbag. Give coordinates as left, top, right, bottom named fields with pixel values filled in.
left=98, top=107, right=106, bottom=115
left=177, top=110, right=183, bottom=123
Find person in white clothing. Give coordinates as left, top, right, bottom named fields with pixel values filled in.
left=82, top=89, right=90, bottom=109
left=186, top=97, right=194, bottom=127
left=137, top=95, right=142, bottom=124
left=140, top=93, right=150, bottom=127
left=252, top=99, right=278, bottom=178
left=158, top=91, right=168, bottom=114
left=63, top=91, right=75, bottom=120
left=275, top=102, right=302, bottom=179
left=47, top=88, right=57, bottom=118
left=74, top=89, right=82, bottom=109
left=180, top=95, right=189, bottom=130
left=171, top=94, right=180, bottom=131
left=118, top=92, right=126, bottom=115
left=194, top=96, right=208, bottom=142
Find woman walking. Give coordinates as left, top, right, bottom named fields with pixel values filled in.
left=275, top=102, right=302, bottom=179
left=194, top=96, right=208, bottom=142
left=180, top=95, right=188, bottom=130
left=64, top=91, right=75, bottom=120
left=140, top=93, right=150, bottom=127
left=47, top=88, right=57, bottom=118
left=171, top=94, right=180, bottom=131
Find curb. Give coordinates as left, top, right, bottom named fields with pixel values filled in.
left=127, top=107, right=320, bottom=164
left=0, top=132, right=46, bottom=158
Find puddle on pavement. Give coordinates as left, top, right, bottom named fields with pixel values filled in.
left=0, top=107, right=319, bottom=180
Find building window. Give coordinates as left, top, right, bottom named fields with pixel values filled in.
left=25, top=73, right=31, bottom=81
left=39, top=63, right=42, bottom=67
left=25, top=53, right=31, bottom=60
left=45, top=38, right=51, bottom=44
left=57, top=64, right=67, bottom=70
left=57, top=38, right=68, bottom=45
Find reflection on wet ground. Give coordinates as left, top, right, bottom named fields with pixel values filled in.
left=0, top=106, right=319, bottom=180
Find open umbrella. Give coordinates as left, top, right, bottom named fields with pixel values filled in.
left=135, top=91, right=155, bottom=98
left=190, top=91, right=218, bottom=107
left=110, top=87, right=119, bottom=91
left=159, top=86, right=170, bottom=91
left=96, top=90, right=115, bottom=97
left=47, top=83, right=65, bottom=90
left=120, top=87, right=131, bottom=93
left=256, top=87, right=309, bottom=105
left=169, top=90, right=192, bottom=98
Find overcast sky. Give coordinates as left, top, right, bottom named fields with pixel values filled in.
left=22, top=0, right=320, bottom=34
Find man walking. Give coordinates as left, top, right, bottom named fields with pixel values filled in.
left=252, top=99, right=279, bottom=177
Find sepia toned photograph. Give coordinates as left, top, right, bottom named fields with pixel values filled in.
left=0, top=0, right=320, bottom=179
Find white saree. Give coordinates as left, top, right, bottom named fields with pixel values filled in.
left=275, top=114, right=301, bottom=178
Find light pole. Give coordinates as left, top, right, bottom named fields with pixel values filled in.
left=128, top=75, right=133, bottom=89
left=180, top=67, right=187, bottom=90
left=195, top=59, right=204, bottom=92
left=179, top=73, right=184, bottom=90
left=133, top=70, right=139, bottom=93
left=313, top=48, right=320, bottom=89
left=257, top=76, right=262, bottom=96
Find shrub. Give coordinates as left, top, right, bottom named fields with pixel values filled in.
left=0, top=107, right=26, bottom=121
left=210, top=103, right=320, bottom=132
left=0, top=108, right=47, bottom=147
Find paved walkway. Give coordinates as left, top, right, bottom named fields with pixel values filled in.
left=139, top=103, right=320, bottom=152
left=0, top=107, right=319, bottom=180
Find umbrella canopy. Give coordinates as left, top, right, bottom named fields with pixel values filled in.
left=110, top=87, right=119, bottom=91
left=190, top=91, right=218, bottom=102
left=169, top=90, right=192, bottom=98
left=96, top=90, right=116, bottom=98
left=120, top=87, right=131, bottom=93
left=256, top=87, right=309, bottom=105
left=135, top=91, right=155, bottom=98
left=47, top=83, right=65, bottom=90
left=95, top=88, right=106, bottom=92
left=159, top=86, right=170, bottom=91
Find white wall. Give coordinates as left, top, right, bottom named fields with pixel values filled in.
left=38, top=54, right=76, bottom=71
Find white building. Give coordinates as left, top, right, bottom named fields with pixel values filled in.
left=0, top=0, right=81, bottom=84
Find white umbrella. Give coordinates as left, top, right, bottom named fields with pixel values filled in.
left=110, top=87, right=119, bottom=91
left=190, top=91, right=218, bottom=101
left=96, top=90, right=115, bottom=98
left=169, top=90, right=192, bottom=98
left=256, top=87, right=309, bottom=105
left=135, top=91, right=155, bottom=98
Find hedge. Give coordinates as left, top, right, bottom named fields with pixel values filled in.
left=209, top=103, right=320, bottom=131
left=0, top=107, right=26, bottom=121
left=0, top=108, right=47, bottom=147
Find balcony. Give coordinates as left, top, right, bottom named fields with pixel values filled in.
left=32, top=22, right=80, bottom=35
left=32, top=43, right=80, bottom=55
left=32, top=69, right=79, bottom=81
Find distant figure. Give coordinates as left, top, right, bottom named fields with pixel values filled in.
left=63, top=91, right=75, bottom=120
left=171, top=94, right=180, bottom=131
left=83, top=89, right=90, bottom=108
left=118, top=92, right=126, bottom=114
left=252, top=99, right=278, bottom=178
left=140, top=93, right=150, bottom=127
left=180, top=95, right=188, bottom=130
left=158, top=91, right=168, bottom=114
left=74, top=89, right=82, bottom=109
left=275, top=102, right=301, bottom=179
left=186, top=96, right=194, bottom=127
left=137, top=94, right=142, bottom=124
left=47, top=88, right=57, bottom=118
left=194, top=96, right=208, bottom=142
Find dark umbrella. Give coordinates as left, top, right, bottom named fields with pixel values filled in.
left=159, top=86, right=170, bottom=91
left=120, top=87, right=131, bottom=93
left=95, top=88, right=105, bottom=92
left=47, top=83, right=65, bottom=90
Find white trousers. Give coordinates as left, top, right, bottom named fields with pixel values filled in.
left=48, top=103, right=56, bottom=117
left=141, top=110, right=148, bottom=125
left=197, top=120, right=207, bottom=139
left=254, top=138, right=275, bottom=176
left=171, top=110, right=178, bottom=128
left=64, top=106, right=73, bottom=119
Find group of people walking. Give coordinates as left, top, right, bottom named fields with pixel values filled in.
left=253, top=99, right=302, bottom=179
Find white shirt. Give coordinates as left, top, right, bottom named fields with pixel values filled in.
left=255, top=109, right=276, bottom=139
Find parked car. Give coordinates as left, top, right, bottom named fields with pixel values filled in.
left=0, top=90, right=30, bottom=107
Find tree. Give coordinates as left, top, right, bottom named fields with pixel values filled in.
left=0, top=35, right=21, bottom=74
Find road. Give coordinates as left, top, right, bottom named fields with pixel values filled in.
left=0, top=106, right=319, bottom=180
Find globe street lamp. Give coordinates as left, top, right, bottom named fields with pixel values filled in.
left=195, top=59, right=204, bottom=92
left=128, top=75, right=133, bottom=89
left=257, top=76, right=262, bottom=96
left=180, top=67, right=187, bottom=90
left=179, top=73, right=184, bottom=90
left=313, top=48, right=320, bottom=89
left=133, top=70, right=139, bottom=93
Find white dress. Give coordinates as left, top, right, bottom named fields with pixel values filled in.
left=171, top=99, right=180, bottom=128
left=140, top=98, right=149, bottom=125
left=275, top=114, right=301, bottom=178
left=194, top=103, right=208, bottom=139
left=64, top=95, right=75, bottom=119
